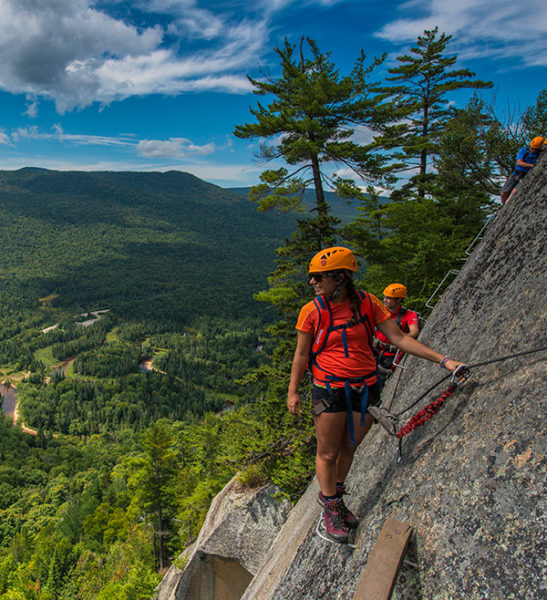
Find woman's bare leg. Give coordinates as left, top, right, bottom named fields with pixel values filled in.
left=314, top=412, right=374, bottom=495
left=314, top=412, right=347, bottom=496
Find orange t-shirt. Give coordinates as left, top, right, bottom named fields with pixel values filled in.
left=296, top=293, right=391, bottom=385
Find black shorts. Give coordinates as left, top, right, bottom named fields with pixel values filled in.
left=500, top=173, right=521, bottom=195
left=311, top=383, right=381, bottom=414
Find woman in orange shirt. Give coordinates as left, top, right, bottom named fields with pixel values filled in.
left=287, top=246, right=464, bottom=543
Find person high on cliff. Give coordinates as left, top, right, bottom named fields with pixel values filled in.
left=500, top=136, right=544, bottom=205
left=287, top=246, right=465, bottom=543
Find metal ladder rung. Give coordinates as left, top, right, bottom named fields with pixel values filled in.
left=465, top=214, right=496, bottom=256
left=425, top=269, right=460, bottom=309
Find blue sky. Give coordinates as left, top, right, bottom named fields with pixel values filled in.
left=0, top=0, right=545, bottom=188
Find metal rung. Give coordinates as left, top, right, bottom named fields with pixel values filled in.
left=425, top=269, right=460, bottom=309
left=465, top=214, right=496, bottom=256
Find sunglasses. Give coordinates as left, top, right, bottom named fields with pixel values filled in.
left=309, top=272, right=330, bottom=282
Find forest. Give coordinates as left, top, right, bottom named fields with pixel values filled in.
left=0, top=27, right=545, bottom=600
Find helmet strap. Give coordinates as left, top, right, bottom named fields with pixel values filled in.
left=327, top=272, right=348, bottom=301
left=328, top=283, right=345, bottom=300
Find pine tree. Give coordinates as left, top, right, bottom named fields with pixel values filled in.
left=234, top=37, right=385, bottom=318
left=521, top=88, right=547, bottom=139
left=434, top=95, right=507, bottom=197
left=140, top=420, right=178, bottom=570
left=375, top=27, right=492, bottom=198
left=234, top=37, right=385, bottom=212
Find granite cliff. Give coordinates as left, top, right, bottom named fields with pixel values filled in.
left=242, top=151, right=546, bottom=599
left=158, top=152, right=546, bottom=599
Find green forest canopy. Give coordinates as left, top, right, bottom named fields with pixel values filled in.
left=0, top=32, right=544, bottom=598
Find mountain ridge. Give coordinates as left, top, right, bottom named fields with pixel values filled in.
left=0, top=169, right=295, bottom=322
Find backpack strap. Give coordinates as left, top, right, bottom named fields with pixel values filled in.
left=308, top=290, right=378, bottom=445
left=310, top=291, right=375, bottom=362
left=394, top=306, right=407, bottom=328
left=356, top=290, right=375, bottom=347
left=309, top=295, right=332, bottom=363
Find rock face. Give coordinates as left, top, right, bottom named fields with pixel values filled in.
left=154, top=476, right=291, bottom=600
left=242, top=153, right=546, bottom=599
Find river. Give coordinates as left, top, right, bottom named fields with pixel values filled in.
left=1, top=358, right=76, bottom=419
left=0, top=384, right=17, bottom=418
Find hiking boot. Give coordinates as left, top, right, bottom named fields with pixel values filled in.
left=335, top=485, right=359, bottom=529
left=318, top=490, right=359, bottom=529
left=321, top=498, right=349, bottom=543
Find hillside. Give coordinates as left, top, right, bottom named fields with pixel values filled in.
left=0, top=168, right=295, bottom=323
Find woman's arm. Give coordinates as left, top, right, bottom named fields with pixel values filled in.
left=376, top=318, right=463, bottom=372
left=287, top=330, right=313, bottom=415
left=407, top=322, right=420, bottom=339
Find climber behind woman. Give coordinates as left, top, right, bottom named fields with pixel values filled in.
left=287, top=247, right=465, bottom=543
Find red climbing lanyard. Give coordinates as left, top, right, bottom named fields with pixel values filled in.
left=395, top=383, right=457, bottom=439
left=383, top=345, right=547, bottom=462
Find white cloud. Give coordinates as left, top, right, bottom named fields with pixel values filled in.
left=95, top=50, right=254, bottom=98
left=137, top=138, right=216, bottom=158
left=10, top=124, right=135, bottom=147
left=137, top=0, right=225, bottom=40
left=350, top=125, right=376, bottom=146
left=376, top=0, right=547, bottom=67
left=0, top=0, right=163, bottom=110
left=24, top=95, right=39, bottom=118
left=0, top=0, right=269, bottom=112
left=0, top=0, right=358, bottom=114
left=5, top=122, right=223, bottom=163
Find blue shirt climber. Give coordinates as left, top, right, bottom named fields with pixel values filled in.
left=500, top=136, right=544, bottom=205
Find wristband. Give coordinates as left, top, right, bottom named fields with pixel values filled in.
left=439, top=356, right=450, bottom=369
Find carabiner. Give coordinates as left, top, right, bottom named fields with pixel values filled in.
left=396, top=438, right=403, bottom=463
left=450, top=364, right=470, bottom=386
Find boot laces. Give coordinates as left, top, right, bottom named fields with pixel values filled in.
left=324, top=500, right=345, bottom=529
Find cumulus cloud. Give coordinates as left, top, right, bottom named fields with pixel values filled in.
left=0, top=0, right=268, bottom=113
left=376, top=0, right=547, bottom=67
left=137, top=138, right=216, bottom=158
left=0, top=131, right=10, bottom=145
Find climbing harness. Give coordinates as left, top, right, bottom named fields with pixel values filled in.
left=309, top=290, right=377, bottom=445
left=369, top=345, right=547, bottom=462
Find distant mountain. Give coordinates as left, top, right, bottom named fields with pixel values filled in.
left=0, top=169, right=296, bottom=324
left=230, top=187, right=391, bottom=223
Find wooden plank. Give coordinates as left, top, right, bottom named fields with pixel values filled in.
left=353, top=518, right=413, bottom=600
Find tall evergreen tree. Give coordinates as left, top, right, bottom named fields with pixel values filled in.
left=139, top=420, right=178, bottom=570
left=434, top=95, right=507, bottom=197
left=234, top=36, right=385, bottom=219
left=521, top=88, right=547, bottom=139
left=375, top=27, right=492, bottom=198
left=234, top=37, right=385, bottom=320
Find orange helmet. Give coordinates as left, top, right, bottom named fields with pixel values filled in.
left=530, top=136, right=544, bottom=149
left=309, top=247, right=358, bottom=273
left=383, top=283, right=407, bottom=298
